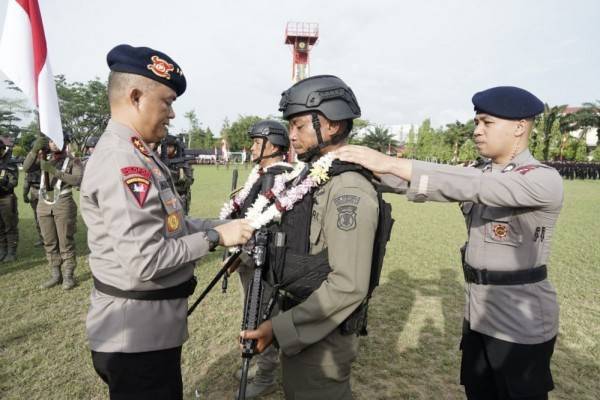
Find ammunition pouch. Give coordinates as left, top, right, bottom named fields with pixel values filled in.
left=276, top=249, right=331, bottom=311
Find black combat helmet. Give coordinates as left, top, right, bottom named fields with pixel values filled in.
left=248, top=120, right=289, bottom=163
left=160, top=134, right=182, bottom=159
left=162, top=135, right=178, bottom=146
left=85, top=136, right=99, bottom=148
left=279, top=75, right=361, bottom=121
left=248, top=120, right=289, bottom=151
left=278, top=75, right=361, bottom=161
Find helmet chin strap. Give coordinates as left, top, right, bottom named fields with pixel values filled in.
left=253, top=138, right=285, bottom=163
left=297, top=112, right=344, bottom=162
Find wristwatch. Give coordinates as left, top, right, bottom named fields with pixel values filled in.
left=206, top=229, right=220, bottom=252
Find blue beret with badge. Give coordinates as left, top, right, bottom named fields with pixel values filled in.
left=472, top=86, right=544, bottom=120
left=107, top=44, right=186, bottom=96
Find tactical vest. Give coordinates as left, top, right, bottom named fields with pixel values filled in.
left=267, top=160, right=395, bottom=336
left=232, top=165, right=293, bottom=219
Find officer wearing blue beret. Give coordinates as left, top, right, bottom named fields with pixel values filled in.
left=337, top=86, right=562, bottom=400
left=81, top=44, right=254, bottom=399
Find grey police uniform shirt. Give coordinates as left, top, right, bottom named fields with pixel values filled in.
left=81, top=119, right=220, bottom=353
left=404, top=149, right=563, bottom=344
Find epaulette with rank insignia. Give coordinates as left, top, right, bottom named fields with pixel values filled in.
left=514, top=164, right=552, bottom=175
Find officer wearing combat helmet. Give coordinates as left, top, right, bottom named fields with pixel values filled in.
left=159, top=134, right=194, bottom=215
left=226, top=119, right=292, bottom=398
left=0, top=137, right=19, bottom=262
left=81, top=44, right=253, bottom=399
left=242, top=75, right=387, bottom=400
left=337, top=86, right=562, bottom=400
left=84, top=136, right=99, bottom=156
left=24, top=133, right=82, bottom=289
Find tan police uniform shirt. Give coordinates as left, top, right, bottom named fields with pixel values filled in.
left=82, top=119, right=220, bottom=353
left=404, top=149, right=562, bottom=344
left=272, top=169, right=379, bottom=356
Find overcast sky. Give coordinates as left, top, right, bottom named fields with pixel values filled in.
left=1, top=0, right=599, bottom=135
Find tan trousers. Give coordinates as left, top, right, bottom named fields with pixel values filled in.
left=37, top=194, right=77, bottom=268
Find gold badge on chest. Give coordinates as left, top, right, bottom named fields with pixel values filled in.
left=492, top=224, right=509, bottom=240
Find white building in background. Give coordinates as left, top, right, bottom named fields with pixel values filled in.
left=387, top=124, right=416, bottom=143
left=564, top=106, right=599, bottom=148
left=354, top=123, right=416, bottom=143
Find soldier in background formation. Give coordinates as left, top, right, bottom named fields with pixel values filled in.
left=160, top=134, right=194, bottom=215
left=544, top=161, right=600, bottom=180
left=83, top=136, right=99, bottom=163
left=0, top=137, right=19, bottom=262
left=23, top=134, right=83, bottom=290
left=23, top=140, right=44, bottom=247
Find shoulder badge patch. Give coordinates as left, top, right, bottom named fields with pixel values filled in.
left=166, top=212, right=181, bottom=233
left=147, top=55, right=174, bottom=80
left=514, top=165, right=541, bottom=175
left=334, top=194, right=360, bottom=231
left=121, top=166, right=152, bottom=207
left=130, top=136, right=150, bottom=156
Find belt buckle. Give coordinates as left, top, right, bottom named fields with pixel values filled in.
left=477, top=269, right=488, bottom=285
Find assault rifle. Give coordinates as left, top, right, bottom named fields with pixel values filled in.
left=237, top=229, right=271, bottom=400
left=162, top=153, right=197, bottom=169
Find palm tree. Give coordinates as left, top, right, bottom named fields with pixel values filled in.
left=360, top=126, right=398, bottom=153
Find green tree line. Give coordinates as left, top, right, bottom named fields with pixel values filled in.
left=1, top=77, right=599, bottom=161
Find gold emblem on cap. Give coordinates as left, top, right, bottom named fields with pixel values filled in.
left=147, top=55, right=175, bottom=80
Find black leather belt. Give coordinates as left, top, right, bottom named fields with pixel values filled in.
left=93, top=276, right=197, bottom=300
left=462, top=263, right=547, bottom=285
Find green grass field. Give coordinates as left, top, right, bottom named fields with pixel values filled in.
left=1, top=166, right=599, bottom=399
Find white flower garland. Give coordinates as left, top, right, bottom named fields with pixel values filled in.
left=245, top=153, right=335, bottom=229
left=218, top=165, right=261, bottom=220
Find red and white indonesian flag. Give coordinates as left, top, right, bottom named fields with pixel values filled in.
left=0, top=0, right=63, bottom=148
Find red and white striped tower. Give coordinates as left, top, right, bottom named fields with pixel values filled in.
left=284, top=22, right=319, bottom=161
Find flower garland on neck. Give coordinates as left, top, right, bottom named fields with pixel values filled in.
left=245, top=153, right=335, bottom=229
left=218, top=164, right=261, bottom=220
left=218, top=161, right=294, bottom=220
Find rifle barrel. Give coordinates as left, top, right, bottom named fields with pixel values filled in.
left=187, top=250, right=241, bottom=316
